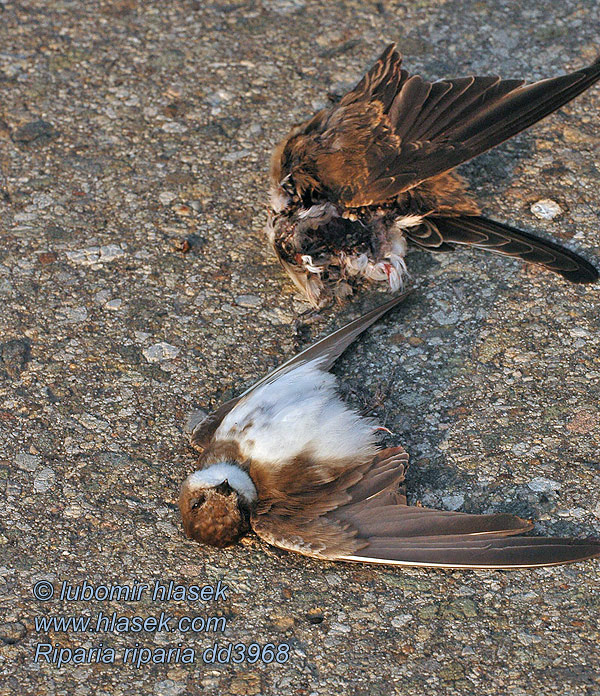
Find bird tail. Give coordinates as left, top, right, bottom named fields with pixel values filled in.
left=429, top=215, right=598, bottom=283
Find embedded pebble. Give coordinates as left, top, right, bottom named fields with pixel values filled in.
left=161, top=122, right=188, bottom=134
left=158, top=191, right=177, bottom=205
left=391, top=614, right=413, bottom=628
left=442, top=494, right=465, bottom=511
left=527, top=477, right=561, bottom=492
left=33, top=468, right=56, bottom=493
left=13, top=119, right=56, bottom=144
left=235, top=294, right=262, bottom=308
left=0, top=621, right=27, bottom=645
left=530, top=199, right=562, bottom=220
left=15, top=454, right=41, bottom=471
left=0, top=338, right=31, bottom=378
left=142, top=342, right=181, bottom=363
left=66, top=245, right=126, bottom=266
left=59, top=307, right=88, bottom=323
left=153, top=679, right=187, bottom=696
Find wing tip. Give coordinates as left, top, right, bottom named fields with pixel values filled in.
left=343, top=537, right=600, bottom=569
left=561, top=262, right=599, bottom=284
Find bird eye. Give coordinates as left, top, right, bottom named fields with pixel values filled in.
left=190, top=494, right=206, bottom=511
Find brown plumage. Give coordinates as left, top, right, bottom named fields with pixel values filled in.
left=179, top=293, right=600, bottom=569
left=267, top=44, right=599, bottom=306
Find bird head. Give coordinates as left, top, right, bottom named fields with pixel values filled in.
left=179, top=464, right=256, bottom=548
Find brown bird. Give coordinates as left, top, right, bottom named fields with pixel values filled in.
left=179, top=293, right=600, bottom=568
left=267, top=44, right=600, bottom=306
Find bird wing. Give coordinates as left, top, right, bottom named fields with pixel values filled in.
left=251, top=447, right=600, bottom=569
left=188, top=292, right=410, bottom=450
left=272, top=44, right=600, bottom=207
left=409, top=216, right=599, bottom=284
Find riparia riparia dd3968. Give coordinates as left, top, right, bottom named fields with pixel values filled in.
left=179, top=293, right=600, bottom=568
left=267, top=45, right=600, bottom=306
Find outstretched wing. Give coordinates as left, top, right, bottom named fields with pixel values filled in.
left=188, top=292, right=410, bottom=450
left=272, top=44, right=600, bottom=207
left=251, top=447, right=600, bottom=569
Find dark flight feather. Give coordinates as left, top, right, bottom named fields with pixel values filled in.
left=253, top=442, right=600, bottom=569
left=414, top=216, right=599, bottom=283
left=306, top=45, right=600, bottom=205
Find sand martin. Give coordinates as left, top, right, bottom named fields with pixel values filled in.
left=267, top=44, right=599, bottom=306
left=179, top=293, right=600, bottom=568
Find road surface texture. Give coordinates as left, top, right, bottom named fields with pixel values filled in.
left=1, top=1, right=599, bottom=694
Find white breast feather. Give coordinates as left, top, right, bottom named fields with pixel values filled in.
left=215, top=361, right=378, bottom=468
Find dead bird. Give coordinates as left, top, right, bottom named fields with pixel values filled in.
left=179, top=293, right=600, bottom=568
left=267, top=44, right=599, bottom=306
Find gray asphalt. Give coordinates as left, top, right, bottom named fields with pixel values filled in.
left=1, top=1, right=599, bottom=694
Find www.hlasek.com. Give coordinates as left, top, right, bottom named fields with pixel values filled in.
left=32, top=579, right=290, bottom=667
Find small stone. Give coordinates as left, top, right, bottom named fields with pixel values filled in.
left=324, top=572, right=341, bottom=586
left=13, top=119, right=56, bottom=144
left=67, top=247, right=100, bottom=265
left=432, top=310, right=459, bottom=325
left=66, top=245, right=125, bottom=266
left=59, top=307, right=88, bottom=323
left=235, top=294, right=262, bottom=308
left=33, top=193, right=54, bottom=208
left=0, top=338, right=31, bottom=378
left=105, top=299, right=123, bottom=310
left=171, top=238, right=191, bottom=253
left=172, top=204, right=192, bottom=217
left=512, top=442, right=530, bottom=456
left=263, top=0, right=306, bottom=15
left=228, top=673, right=262, bottom=696
left=527, top=477, right=561, bottom=492
left=306, top=609, right=324, bottom=624
left=94, top=290, right=111, bottom=305
left=0, top=621, right=27, bottom=645
left=153, top=679, right=186, bottom=696
left=38, top=252, right=57, bottom=265
left=161, top=122, right=188, bottom=134
left=567, top=410, right=597, bottom=434
left=15, top=453, right=41, bottom=471
left=159, top=191, right=177, bottom=205
left=391, top=614, right=413, bottom=628
left=143, top=342, right=180, bottom=363
left=530, top=199, right=562, bottom=220
left=224, top=149, right=252, bottom=162
left=33, top=467, right=56, bottom=493
left=270, top=614, right=295, bottom=630
left=99, top=245, right=125, bottom=262
left=134, top=331, right=151, bottom=342
left=442, top=494, right=464, bottom=511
